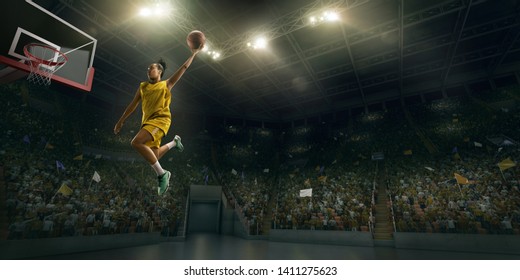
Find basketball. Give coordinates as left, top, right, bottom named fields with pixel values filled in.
left=187, top=30, right=205, bottom=50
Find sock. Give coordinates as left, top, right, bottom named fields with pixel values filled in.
left=151, top=161, right=165, bottom=176
left=165, top=139, right=176, bottom=150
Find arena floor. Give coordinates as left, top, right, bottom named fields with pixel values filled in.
left=35, top=233, right=520, bottom=260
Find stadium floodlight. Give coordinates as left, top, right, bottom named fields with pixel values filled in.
left=211, top=51, right=221, bottom=60
left=324, top=11, right=339, bottom=22
left=309, top=10, right=340, bottom=25
left=204, top=49, right=221, bottom=60
left=255, top=37, right=267, bottom=49
left=139, top=7, right=152, bottom=17
left=248, top=37, right=268, bottom=50
left=202, top=42, right=221, bottom=60
left=153, top=6, right=165, bottom=16
left=138, top=3, right=173, bottom=17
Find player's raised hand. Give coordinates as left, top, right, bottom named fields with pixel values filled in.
left=114, top=121, right=123, bottom=135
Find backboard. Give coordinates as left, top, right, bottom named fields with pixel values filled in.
left=0, top=0, right=97, bottom=91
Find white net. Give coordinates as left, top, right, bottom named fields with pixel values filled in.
left=25, top=44, right=67, bottom=86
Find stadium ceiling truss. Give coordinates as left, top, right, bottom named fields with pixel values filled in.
left=48, top=0, right=520, bottom=121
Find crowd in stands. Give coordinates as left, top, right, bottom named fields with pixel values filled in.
left=1, top=83, right=214, bottom=240
left=386, top=151, right=520, bottom=234
left=388, top=93, right=520, bottom=234
left=210, top=125, right=277, bottom=235
left=1, top=81, right=519, bottom=240
left=273, top=162, right=374, bottom=232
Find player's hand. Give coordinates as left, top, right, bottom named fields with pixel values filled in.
left=192, top=43, right=204, bottom=55
left=114, top=121, right=123, bottom=135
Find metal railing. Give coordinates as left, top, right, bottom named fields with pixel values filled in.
left=387, top=190, right=397, bottom=232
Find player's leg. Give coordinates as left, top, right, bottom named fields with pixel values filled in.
left=154, top=145, right=169, bottom=160
left=132, top=126, right=170, bottom=195
left=156, top=135, right=184, bottom=160
left=131, top=129, right=158, bottom=164
left=151, top=147, right=160, bottom=159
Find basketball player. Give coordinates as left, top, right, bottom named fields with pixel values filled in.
left=113, top=46, right=202, bottom=196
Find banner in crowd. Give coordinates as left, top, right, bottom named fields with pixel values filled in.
left=454, top=173, right=470, bottom=185
left=486, top=135, right=517, bottom=147
left=92, top=171, right=101, bottom=183
left=58, top=184, right=73, bottom=196
left=56, top=160, right=65, bottom=171
left=299, top=188, right=312, bottom=197
left=73, top=154, right=83, bottom=160
left=371, top=152, right=384, bottom=160
left=498, top=158, right=516, bottom=171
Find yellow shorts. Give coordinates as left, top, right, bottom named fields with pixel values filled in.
left=142, top=124, right=165, bottom=149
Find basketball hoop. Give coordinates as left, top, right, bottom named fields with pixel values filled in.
left=23, top=43, right=68, bottom=86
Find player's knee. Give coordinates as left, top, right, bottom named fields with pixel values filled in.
left=130, top=138, right=141, bottom=149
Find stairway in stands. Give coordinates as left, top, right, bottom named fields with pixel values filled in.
left=261, top=191, right=277, bottom=236
left=372, top=171, right=394, bottom=247
left=0, top=165, right=9, bottom=239
left=260, top=168, right=282, bottom=236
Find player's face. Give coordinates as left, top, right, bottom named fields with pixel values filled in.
left=147, top=64, right=161, bottom=80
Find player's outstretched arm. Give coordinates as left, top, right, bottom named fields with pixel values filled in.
left=114, top=88, right=141, bottom=134
left=166, top=46, right=203, bottom=90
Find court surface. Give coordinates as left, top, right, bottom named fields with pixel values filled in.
left=35, top=233, right=520, bottom=260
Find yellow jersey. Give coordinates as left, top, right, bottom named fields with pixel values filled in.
left=139, top=80, right=171, bottom=135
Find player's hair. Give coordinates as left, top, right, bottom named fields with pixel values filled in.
left=157, top=58, right=167, bottom=78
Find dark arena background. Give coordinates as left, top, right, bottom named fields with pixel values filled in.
left=1, top=0, right=519, bottom=274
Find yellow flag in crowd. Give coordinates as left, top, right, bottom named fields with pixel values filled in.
left=318, top=175, right=327, bottom=183
left=454, top=173, right=469, bottom=185
left=58, top=184, right=73, bottom=196
left=403, top=150, right=413, bottom=155
left=73, top=154, right=83, bottom=160
left=498, top=158, right=516, bottom=171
